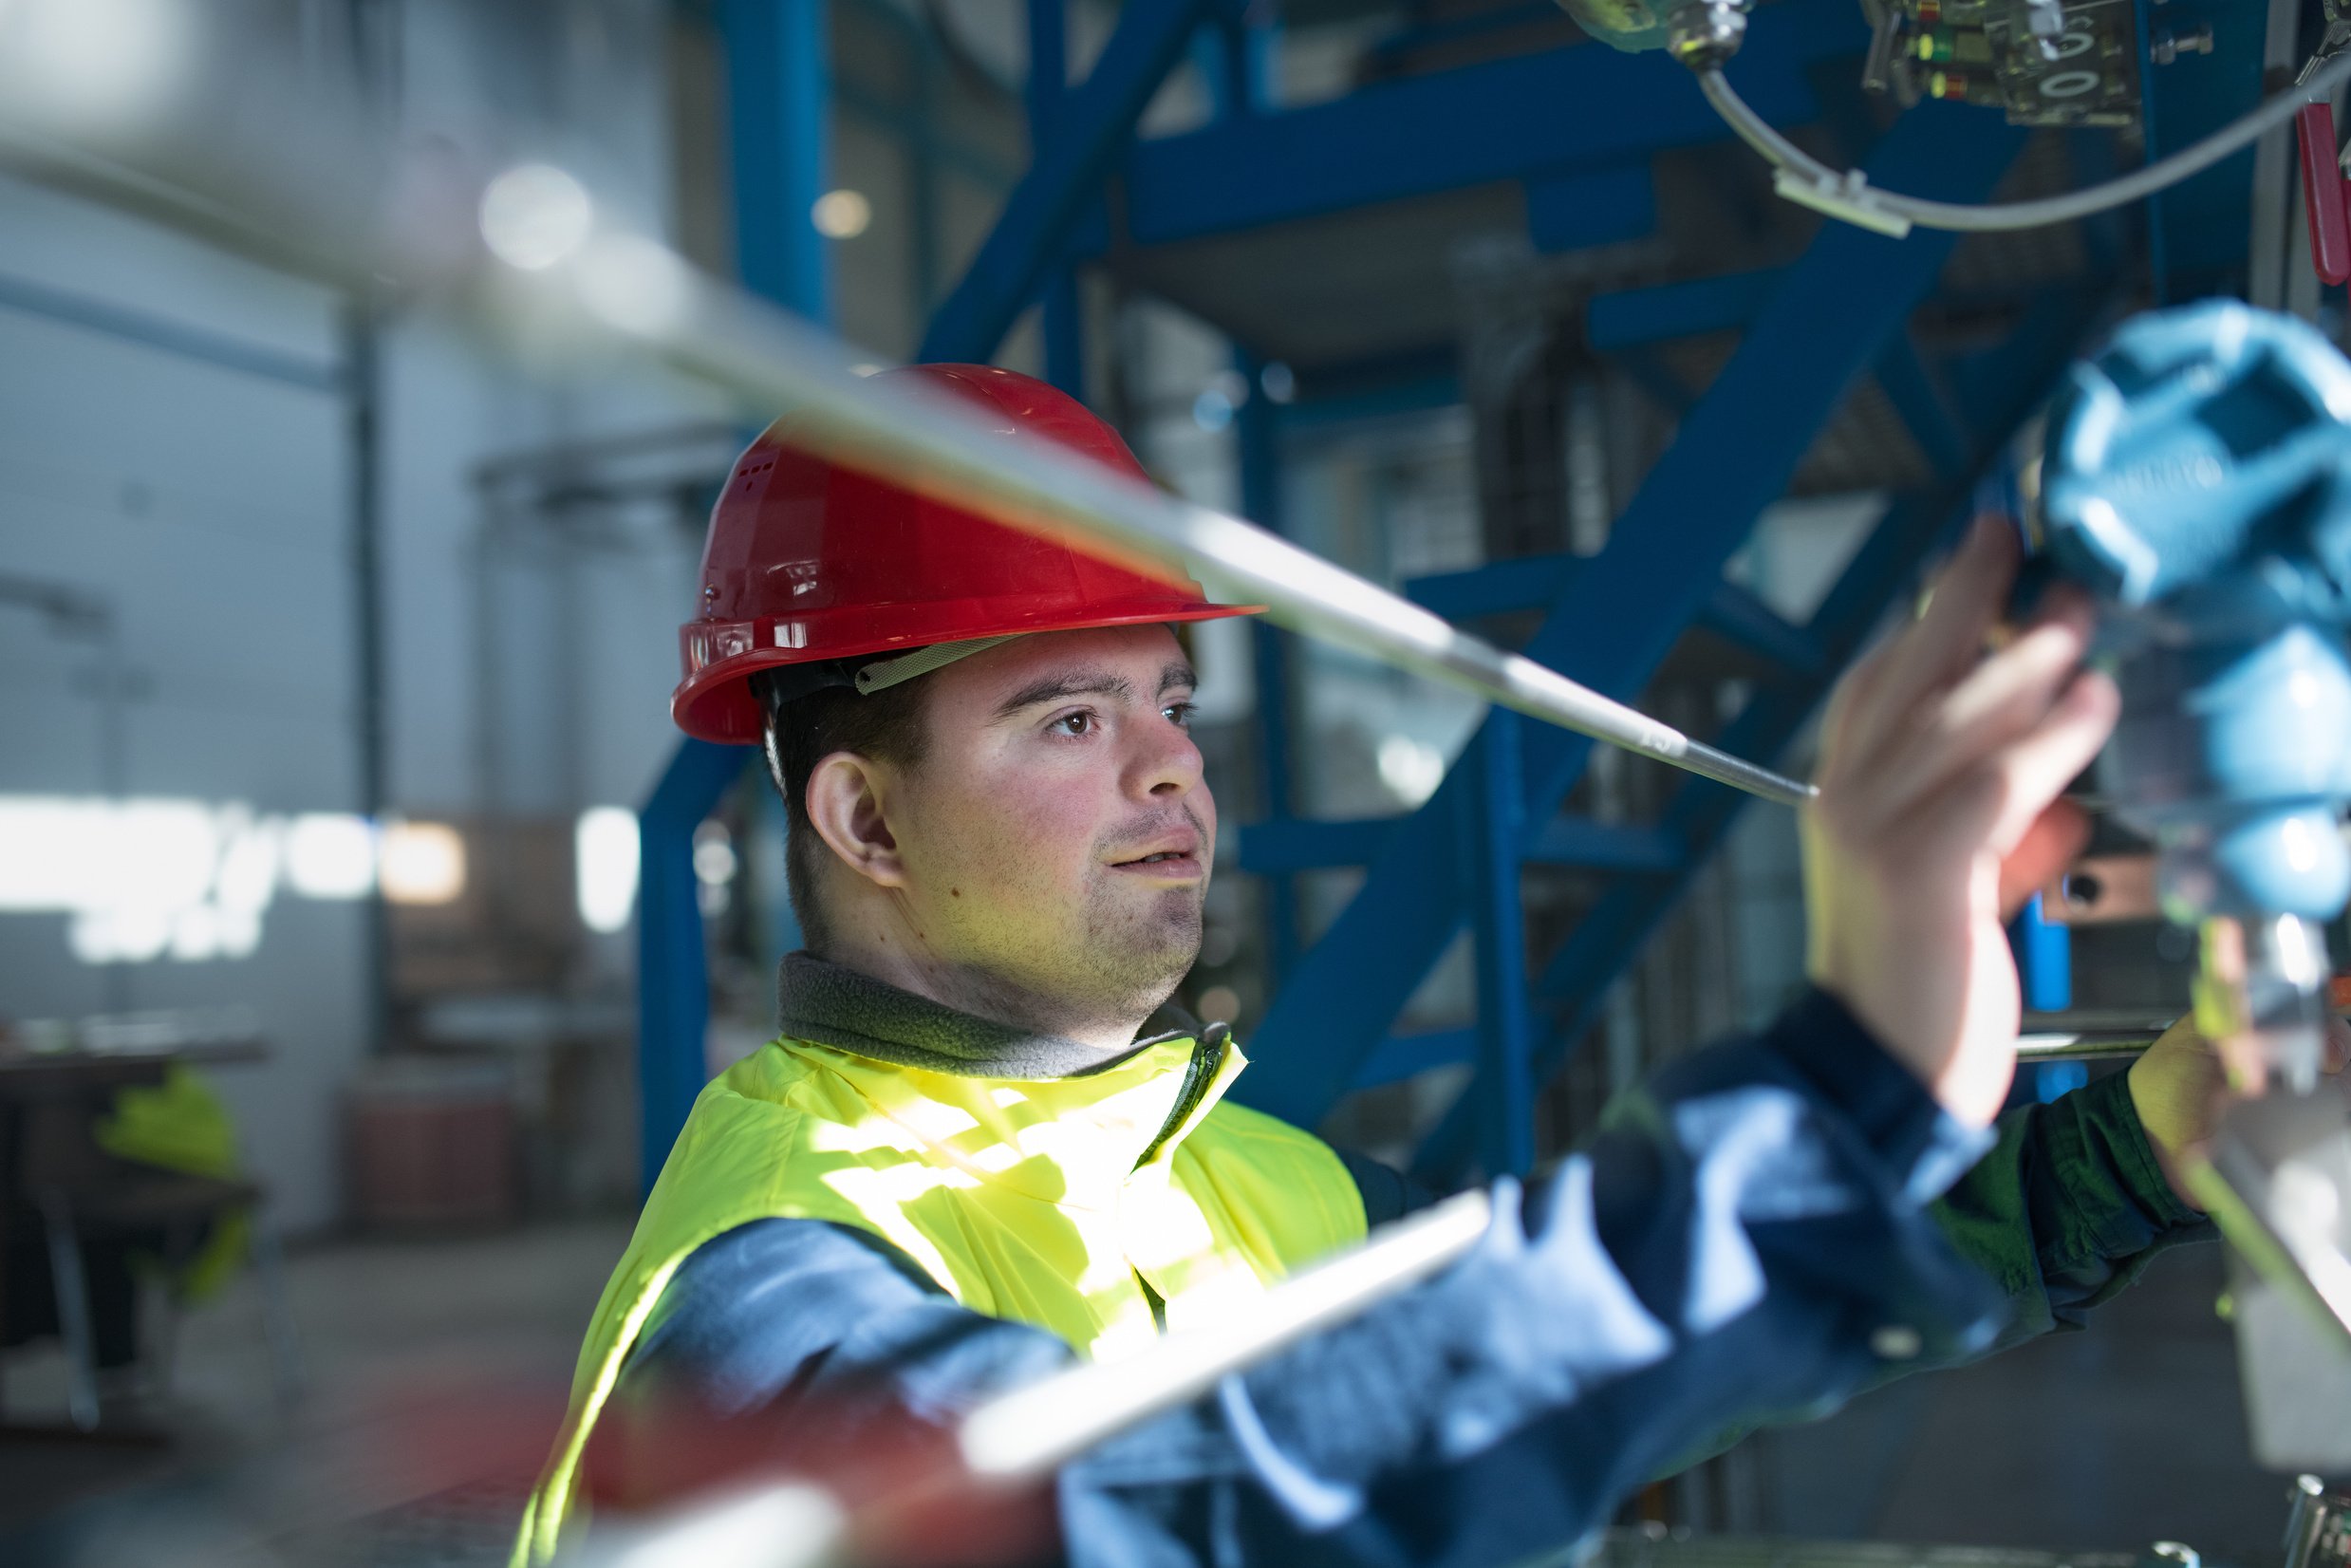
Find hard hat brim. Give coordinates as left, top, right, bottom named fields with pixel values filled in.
left=672, top=599, right=1263, bottom=745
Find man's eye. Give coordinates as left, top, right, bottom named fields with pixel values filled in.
left=1164, top=701, right=1197, bottom=729
left=1050, top=711, right=1094, bottom=737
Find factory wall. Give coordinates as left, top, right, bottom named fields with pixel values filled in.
left=0, top=0, right=723, bottom=1233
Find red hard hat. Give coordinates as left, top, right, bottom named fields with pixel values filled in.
left=673, top=364, right=1257, bottom=744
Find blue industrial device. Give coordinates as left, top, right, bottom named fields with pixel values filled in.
left=2044, top=303, right=2351, bottom=946
left=635, top=0, right=2282, bottom=1190
left=2036, top=300, right=2351, bottom=1468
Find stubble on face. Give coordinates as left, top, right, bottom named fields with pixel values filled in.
left=910, top=800, right=1210, bottom=1047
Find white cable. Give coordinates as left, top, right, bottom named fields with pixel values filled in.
left=1701, top=49, right=2351, bottom=235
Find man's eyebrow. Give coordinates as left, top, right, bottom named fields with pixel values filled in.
left=989, top=669, right=1136, bottom=721
left=1160, top=661, right=1198, bottom=695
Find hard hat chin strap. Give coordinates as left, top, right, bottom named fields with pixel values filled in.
left=851, top=635, right=1022, bottom=695
left=751, top=635, right=1024, bottom=732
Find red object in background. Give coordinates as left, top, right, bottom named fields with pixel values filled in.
left=673, top=364, right=1263, bottom=746
left=2299, top=103, right=2351, bottom=287
left=346, top=1061, right=517, bottom=1228
left=2331, top=973, right=2351, bottom=1014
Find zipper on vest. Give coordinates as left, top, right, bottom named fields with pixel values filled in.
left=1133, top=1023, right=1230, bottom=1171
left=1129, top=1023, right=1231, bottom=1333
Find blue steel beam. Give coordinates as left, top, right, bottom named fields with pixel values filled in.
left=1588, top=268, right=1782, bottom=350
left=1464, top=711, right=1537, bottom=1176
left=1232, top=104, right=2031, bottom=1131
left=1871, top=327, right=1971, bottom=481
left=1237, top=350, right=1302, bottom=980
left=721, top=0, right=832, bottom=323
left=1028, top=0, right=1084, bottom=397
left=1356, top=1029, right=1476, bottom=1090
left=642, top=0, right=830, bottom=1190
left=919, top=0, right=1204, bottom=364
left=1115, top=0, right=1861, bottom=248
left=1524, top=165, right=1658, bottom=253
left=1404, top=558, right=1823, bottom=680
left=1239, top=814, right=1678, bottom=873
left=637, top=739, right=753, bottom=1191
left=1408, top=288, right=2112, bottom=1182
left=1521, top=818, right=1681, bottom=873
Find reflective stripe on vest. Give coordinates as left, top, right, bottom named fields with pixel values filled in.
left=513, top=1031, right=1366, bottom=1564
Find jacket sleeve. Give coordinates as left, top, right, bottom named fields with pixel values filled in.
left=1931, top=1064, right=2211, bottom=1345
left=606, top=988, right=2008, bottom=1568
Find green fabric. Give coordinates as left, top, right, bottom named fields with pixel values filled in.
left=1929, top=1065, right=2211, bottom=1347
left=91, top=1067, right=250, bottom=1302
left=1664, top=1066, right=2211, bottom=1474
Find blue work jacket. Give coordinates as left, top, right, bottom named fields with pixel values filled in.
left=592, top=986, right=2206, bottom=1568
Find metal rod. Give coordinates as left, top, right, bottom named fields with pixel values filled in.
left=2015, top=1031, right=2160, bottom=1061
left=531, top=236, right=1819, bottom=805
left=563, top=1189, right=1498, bottom=1567
left=961, top=1188, right=1495, bottom=1477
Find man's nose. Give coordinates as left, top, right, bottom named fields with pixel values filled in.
left=1131, top=716, right=1203, bottom=798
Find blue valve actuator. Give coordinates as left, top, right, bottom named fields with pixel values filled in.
left=2041, top=301, right=2351, bottom=924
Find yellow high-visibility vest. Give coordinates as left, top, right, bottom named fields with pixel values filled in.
left=513, top=1028, right=1365, bottom=1565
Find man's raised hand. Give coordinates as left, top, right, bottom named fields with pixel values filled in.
left=1802, top=515, right=2120, bottom=1129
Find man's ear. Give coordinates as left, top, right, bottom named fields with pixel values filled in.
left=805, top=752, right=907, bottom=889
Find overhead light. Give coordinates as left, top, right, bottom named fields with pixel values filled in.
left=381, top=820, right=467, bottom=905
left=693, top=821, right=737, bottom=887
left=811, top=189, right=872, bottom=240
left=286, top=813, right=378, bottom=899
left=577, top=807, right=640, bottom=934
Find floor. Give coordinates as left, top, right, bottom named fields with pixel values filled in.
left=0, top=1220, right=2328, bottom=1567
left=1, top=1217, right=632, bottom=1566
left=1759, top=1241, right=2320, bottom=1565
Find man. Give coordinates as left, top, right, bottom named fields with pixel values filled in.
left=514, top=364, right=2290, bottom=1568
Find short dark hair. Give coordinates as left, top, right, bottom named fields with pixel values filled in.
left=751, top=666, right=932, bottom=955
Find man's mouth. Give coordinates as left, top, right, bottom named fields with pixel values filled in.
left=1109, top=834, right=1205, bottom=878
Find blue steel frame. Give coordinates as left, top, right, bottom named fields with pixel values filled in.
left=638, top=0, right=833, bottom=1191
left=1230, top=104, right=2036, bottom=1141
left=647, top=0, right=2140, bottom=1191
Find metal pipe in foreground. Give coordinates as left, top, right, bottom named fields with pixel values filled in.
left=2015, top=1031, right=2160, bottom=1061
left=564, top=1191, right=1499, bottom=1568
left=0, top=66, right=1818, bottom=808
left=522, top=234, right=1817, bottom=805
left=566, top=1024, right=2164, bottom=1568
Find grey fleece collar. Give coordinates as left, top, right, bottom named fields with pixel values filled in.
left=774, top=950, right=1208, bottom=1080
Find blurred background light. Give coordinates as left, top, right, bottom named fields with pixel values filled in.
left=285, top=812, right=378, bottom=900
left=1376, top=735, right=1448, bottom=806
left=691, top=821, right=737, bottom=887
left=380, top=820, right=467, bottom=905
left=0, top=0, right=194, bottom=128
left=577, top=806, right=640, bottom=934
left=479, top=163, right=595, bottom=271
left=576, top=233, right=691, bottom=335
left=811, top=188, right=871, bottom=239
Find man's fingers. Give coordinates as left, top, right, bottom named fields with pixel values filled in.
left=1838, top=516, right=2019, bottom=767
left=1978, top=669, right=2119, bottom=851
left=1996, top=798, right=2092, bottom=921
left=1905, top=668, right=2118, bottom=874
left=1858, top=602, right=2097, bottom=828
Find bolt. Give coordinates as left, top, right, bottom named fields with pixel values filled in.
left=2151, top=25, right=2214, bottom=65
left=1665, top=0, right=1746, bottom=69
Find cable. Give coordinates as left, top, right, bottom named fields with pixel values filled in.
left=1700, top=48, right=2351, bottom=235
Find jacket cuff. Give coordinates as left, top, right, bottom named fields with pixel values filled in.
left=2057, top=1065, right=2211, bottom=1239
left=1758, top=987, right=1994, bottom=1206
